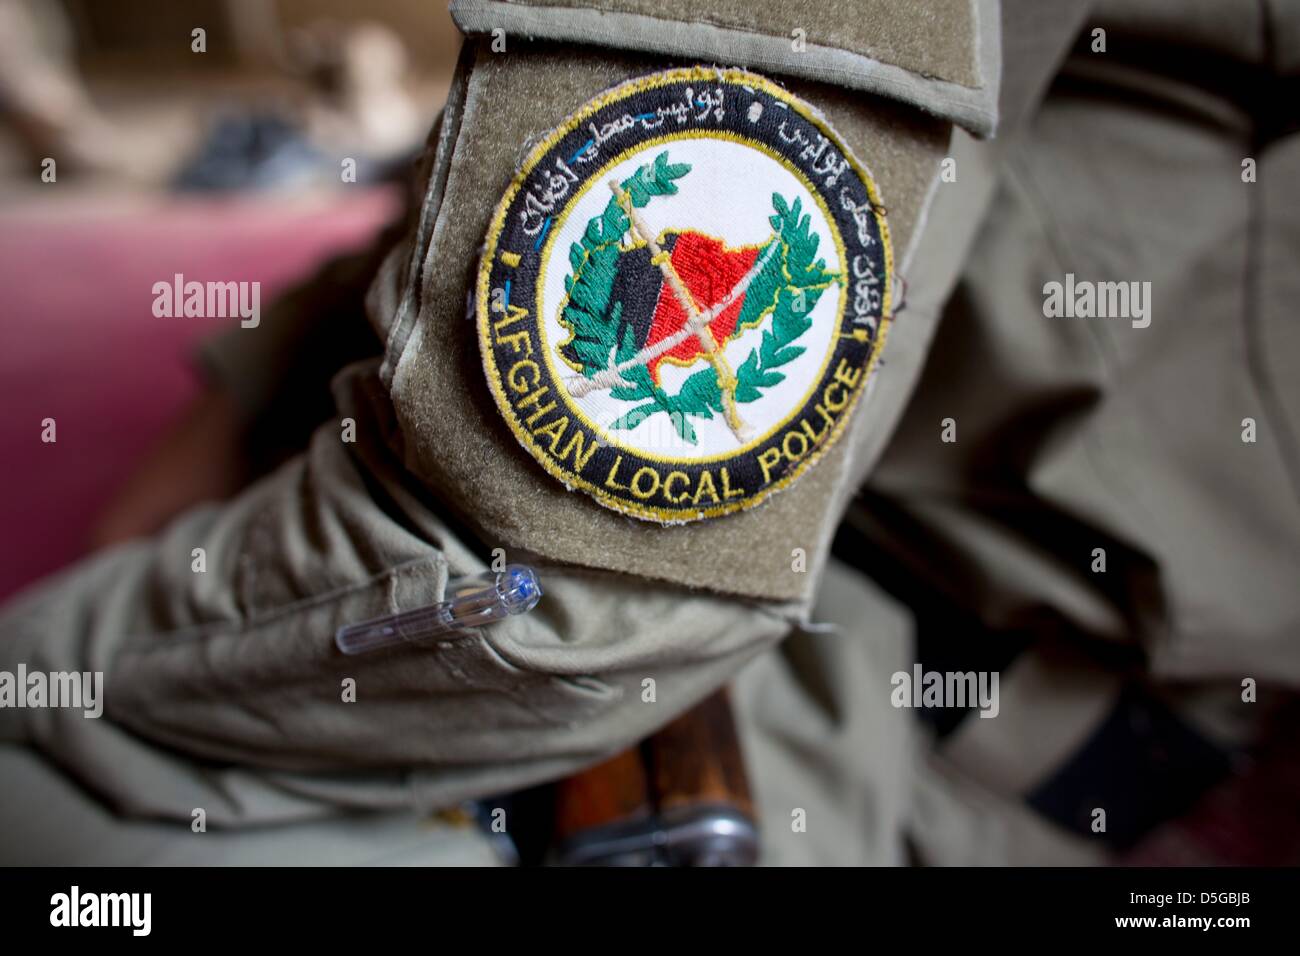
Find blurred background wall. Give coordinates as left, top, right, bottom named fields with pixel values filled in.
left=0, top=0, right=460, bottom=598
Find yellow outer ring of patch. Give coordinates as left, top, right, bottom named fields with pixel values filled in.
left=477, top=66, right=894, bottom=524
left=537, top=130, right=846, bottom=465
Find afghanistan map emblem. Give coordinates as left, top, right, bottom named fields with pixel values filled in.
left=478, top=67, right=892, bottom=522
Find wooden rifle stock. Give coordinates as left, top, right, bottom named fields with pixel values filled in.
left=553, top=688, right=758, bottom=866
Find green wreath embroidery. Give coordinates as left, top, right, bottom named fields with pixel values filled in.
left=558, top=150, right=841, bottom=445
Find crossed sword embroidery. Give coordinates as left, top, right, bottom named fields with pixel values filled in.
left=565, top=179, right=783, bottom=444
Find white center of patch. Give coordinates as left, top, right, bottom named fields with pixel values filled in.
left=537, top=135, right=843, bottom=462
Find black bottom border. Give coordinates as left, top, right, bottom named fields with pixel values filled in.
left=0, top=865, right=1290, bottom=941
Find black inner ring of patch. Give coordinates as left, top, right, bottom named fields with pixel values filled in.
left=484, top=74, right=887, bottom=516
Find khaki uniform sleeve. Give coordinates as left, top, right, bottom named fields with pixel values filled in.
left=390, top=1, right=1003, bottom=604
left=0, top=363, right=793, bottom=828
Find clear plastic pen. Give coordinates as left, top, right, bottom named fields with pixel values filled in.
left=335, top=565, right=542, bottom=655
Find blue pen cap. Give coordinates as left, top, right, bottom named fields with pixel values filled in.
left=497, top=565, right=542, bottom=615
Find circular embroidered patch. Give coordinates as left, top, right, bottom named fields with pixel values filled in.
left=477, top=67, right=891, bottom=523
